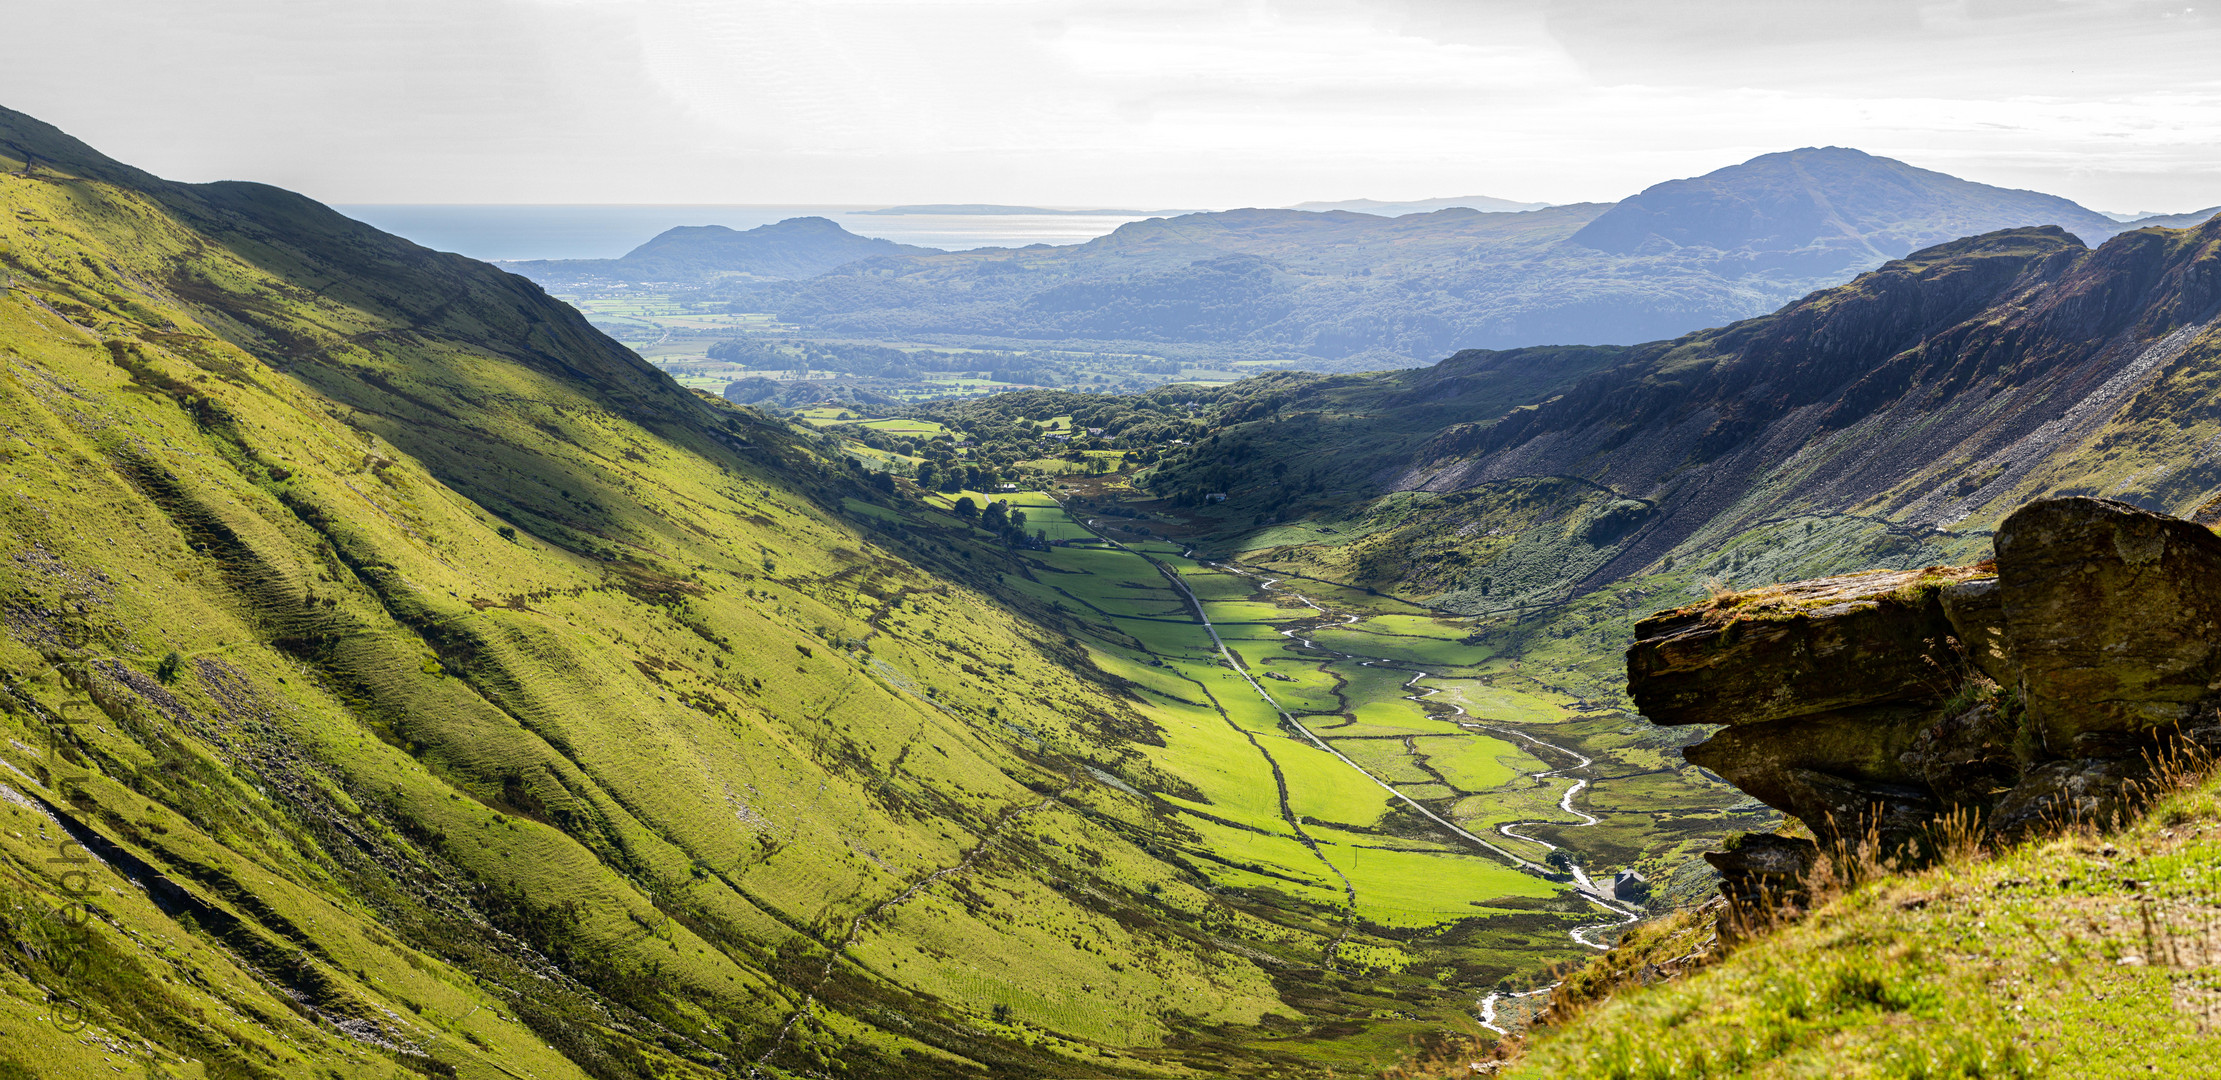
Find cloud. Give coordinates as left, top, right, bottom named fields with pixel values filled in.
left=1, top=0, right=2215, bottom=210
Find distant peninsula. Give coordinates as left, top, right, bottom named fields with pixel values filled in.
left=852, top=203, right=1181, bottom=216
left=1289, top=194, right=1552, bottom=215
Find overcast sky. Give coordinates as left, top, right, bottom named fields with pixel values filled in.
left=5, top=0, right=2218, bottom=212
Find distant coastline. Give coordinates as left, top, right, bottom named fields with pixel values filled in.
left=852, top=203, right=1185, bottom=216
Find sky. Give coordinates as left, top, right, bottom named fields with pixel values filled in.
left=4, top=0, right=2219, bottom=213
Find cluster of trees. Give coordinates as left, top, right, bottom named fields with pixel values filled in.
left=829, top=377, right=1414, bottom=530
left=917, top=457, right=1006, bottom=493
left=706, top=337, right=1150, bottom=388
left=950, top=496, right=1043, bottom=547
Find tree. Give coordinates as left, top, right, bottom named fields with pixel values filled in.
left=952, top=497, right=979, bottom=520
left=981, top=500, right=1009, bottom=530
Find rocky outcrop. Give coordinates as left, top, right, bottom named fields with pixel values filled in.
left=1630, top=496, right=2221, bottom=917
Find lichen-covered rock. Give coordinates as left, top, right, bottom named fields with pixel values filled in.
left=1628, top=567, right=1988, bottom=727
left=1900, top=700, right=2022, bottom=809
left=1996, top=496, right=2221, bottom=752
left=1704, top=833, right=1818, bottom=932
left=1938, top=577, right=2014, bottom=686
left=1986, top=757, right=2153, bottom=843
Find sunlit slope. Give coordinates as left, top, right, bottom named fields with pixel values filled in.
left=0, top=109, right=1375, bottom=1078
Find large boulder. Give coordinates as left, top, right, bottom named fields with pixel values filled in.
left=1987, top=756, right=2154, bottom=844
left=1632, top=496, right=2221, bottom=916
left=1938, top=576, right=2015, bottom=685
left=1995, top=496, right=2221, bottom=752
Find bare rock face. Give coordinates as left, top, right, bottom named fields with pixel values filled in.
left=1938, top=577, right=2012, bottom=685
left=1631, top=496, right=2221, bottom=916
left=1987, top=757, right=2155, bottom=844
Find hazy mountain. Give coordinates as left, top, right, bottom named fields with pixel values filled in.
left=1568, top=146, right=2128, bottom=273
left=501, top=215, right=937, bottom=285
left=2124, top=204, right=2221, bottom=230
left=851, top=203, right=1174, bottom=216
left=1289, top=194, right=1551, bottom=215
left=725, top=148, right=2156, bottom=368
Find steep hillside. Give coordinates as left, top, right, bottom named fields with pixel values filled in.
left=1400, top=220, right=2221, bottom=581
left=1120, top=217, right=2219, bottom=617
left=700, top=149, right=2151, bottom=369
left=501, top=217, right=935, bottom=287
left=0, top=105, right=1621, bottom=1080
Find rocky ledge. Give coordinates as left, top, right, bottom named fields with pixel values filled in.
left=1629, top=496, right=2221, bottom=918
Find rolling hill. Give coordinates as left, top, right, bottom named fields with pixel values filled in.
left=499, top=215, right=936, bottom=286
left=1288, top=195, right=1551, bottom=216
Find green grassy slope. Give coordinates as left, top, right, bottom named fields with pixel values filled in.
left=0, top=107, right=1587, bottom=1079
left=1479, top=770, right=2221, bottom=1078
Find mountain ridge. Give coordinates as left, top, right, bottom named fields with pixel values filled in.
left=708, top=148, right=2164, bottom=368
left=1070, top=213, right=2221, bottom=638
left=1288, top=195, right=1552, bottom=216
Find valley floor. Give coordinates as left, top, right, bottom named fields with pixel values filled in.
left=920, top=485, right=1753, bottom=1065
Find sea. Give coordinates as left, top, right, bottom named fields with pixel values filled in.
left=331, top=204, right=1174, bottom=261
